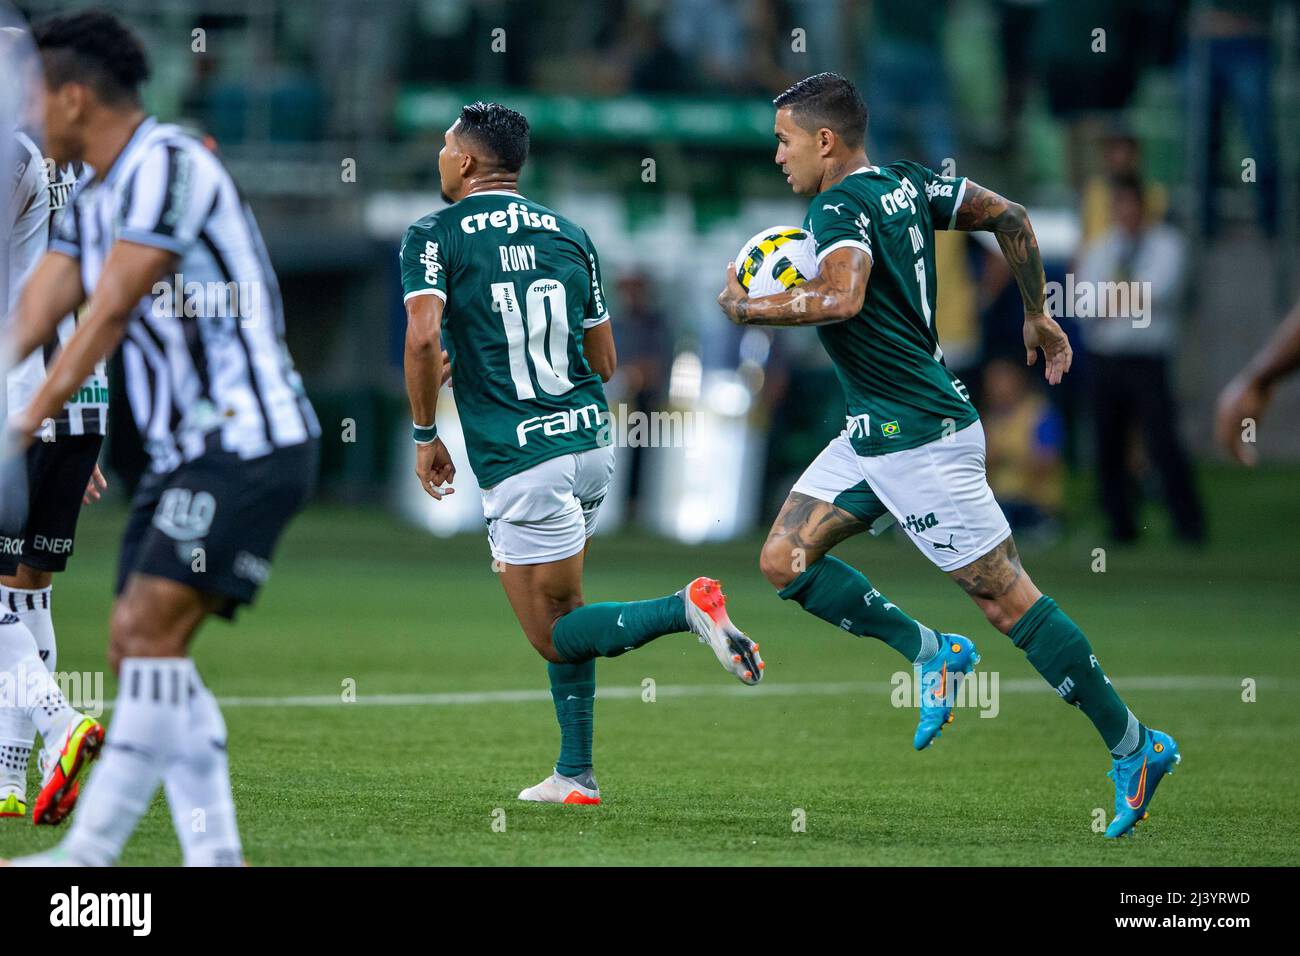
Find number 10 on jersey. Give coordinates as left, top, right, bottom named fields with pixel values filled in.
left=491, top=279, right=575, bottom=399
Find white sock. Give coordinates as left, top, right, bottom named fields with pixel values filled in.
left=0, top=584, right=55, bottom=797
left=163, top=671, right=243, bottom=866
left=61, top=657, right=192, bottom=867
left=1, top=583, right=56, bottom=670
left=0, top=727, right=31, bottom=801
left=0, top=611, right=77, bottom=746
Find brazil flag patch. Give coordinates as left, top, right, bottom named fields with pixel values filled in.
left=881, top=420, right=901, bottom=438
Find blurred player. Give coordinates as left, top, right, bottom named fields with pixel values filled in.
left=717, top=73, right=1178, bottom=838
left=400, top=102, right=764, bottom=805
left=1, top=111, right=109, bottom=825
left=3, top=10, right=319, bottom=865
left=1215, top=298, right=1300, bottom=466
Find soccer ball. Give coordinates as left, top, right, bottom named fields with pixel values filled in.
left=735, top=226, right=818, bottom=297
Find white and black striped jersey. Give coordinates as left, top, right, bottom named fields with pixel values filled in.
left=50, top=117, right=319, bottom=474
left=5, top=131, right=107, bottom=437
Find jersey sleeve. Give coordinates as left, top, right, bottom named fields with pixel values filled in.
left=9, top=141, right=45, bottom=230
left=399, top=219, right=449, bottom=305
left=581, top=232, right=610, bottom=329
left=903, top=161, right=968, bottom=231
left=119, top=143, right=218, bottom=254
left=806, top=189, right=875, bottom=266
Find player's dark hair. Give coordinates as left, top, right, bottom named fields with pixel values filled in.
left=456, top=101, right=530, bottom=174
left=33, top=8, right=150, bottom=107
left=1110, top=172, right=1145, bottom=204
left=774, top=72, right=868, bottom=149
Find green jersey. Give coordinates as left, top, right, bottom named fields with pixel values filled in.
left=803, top=161, right=978, bottom=456
left=399, top=191, right=611, bottom=487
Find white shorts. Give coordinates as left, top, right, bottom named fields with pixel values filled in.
left=480, top=445, right=615, bottom=566
left=791, top=421, right=1011, bottom=571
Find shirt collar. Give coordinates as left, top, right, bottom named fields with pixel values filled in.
left=99, top=115, right=158, bottom=188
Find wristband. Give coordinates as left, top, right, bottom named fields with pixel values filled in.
left=413, top=422, right=438, bottom=445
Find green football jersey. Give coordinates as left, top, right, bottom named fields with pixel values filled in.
left=399, top=191, right=611, bottom=487
left=803, top=161, right=979, bottom=456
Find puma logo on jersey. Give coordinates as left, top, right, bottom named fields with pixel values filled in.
left=461, top=201, right=558, bottom=236
left=822, top=202, right=847, bottom=214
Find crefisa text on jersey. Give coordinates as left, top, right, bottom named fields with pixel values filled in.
left=460, top=201, right=558, bottom=235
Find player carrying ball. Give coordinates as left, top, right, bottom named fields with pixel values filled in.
left=717, top=73, right=1179, bottom=838
left=400, top=102, right=763, bottom=806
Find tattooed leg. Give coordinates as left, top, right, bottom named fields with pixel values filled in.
left=954, top=538, right=1149, bottom=759
left=761, top=493, right=941, bottom=665
left=947, top=536, right=1042, bottom=634
left=758, top=492, right=866, bottom=589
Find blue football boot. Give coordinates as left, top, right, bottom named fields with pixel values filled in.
left=1105, top=729, right=1181, bottom=838
left=913, top=634, right=979, bottom=750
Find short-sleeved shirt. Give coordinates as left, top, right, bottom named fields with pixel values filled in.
left=5, top=134, right=106, bottom=436
left=399, top=191, right=611, bottom=488
left=52, top=116, right=318, bottom=474
left=804, top=161, right=979, bottom=456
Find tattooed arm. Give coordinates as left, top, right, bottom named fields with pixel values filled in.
left=717, top=247, right=870, bottom=328
left=954, top=182, right=1073, bottom=385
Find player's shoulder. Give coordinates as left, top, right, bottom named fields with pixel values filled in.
left=127, top=120, right=225, bottom=187
left=547, top=206, right=597, bottom=252
left=538, top=202, right=588, bottom=242
left=13, top=129, right=43, bottom=171
left=406, top=206, right=449, bottom=238
left=814, top=164, right=918, bottom=211
left=809, top=175, right=871, bottom=219
left=881, top=159, right=966, bottom=205
left=879, top=159, right=934, bottom=183
left=12, top=130, right=46, bottom=199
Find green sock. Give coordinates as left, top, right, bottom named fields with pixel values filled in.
left=548, top=660, right=595, bottom=777
left=777, top=555, right=939, bottom=664
left=551, top=595, right=688, bottom=664
left=1009, top=595, right=1146, bottom=758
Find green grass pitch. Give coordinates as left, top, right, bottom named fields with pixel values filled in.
left=2, top=465, right=1297, bottom=866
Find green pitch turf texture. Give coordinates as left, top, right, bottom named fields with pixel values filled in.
left=2, top=465, right=1297, bottom=866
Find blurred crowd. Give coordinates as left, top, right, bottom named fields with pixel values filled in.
left=35, top=0, right=1286, bottom=539
left=590, top=0, right=1284, bottom=542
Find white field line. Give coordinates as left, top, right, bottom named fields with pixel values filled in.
left=163, top=675, right=1260, bottom=709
